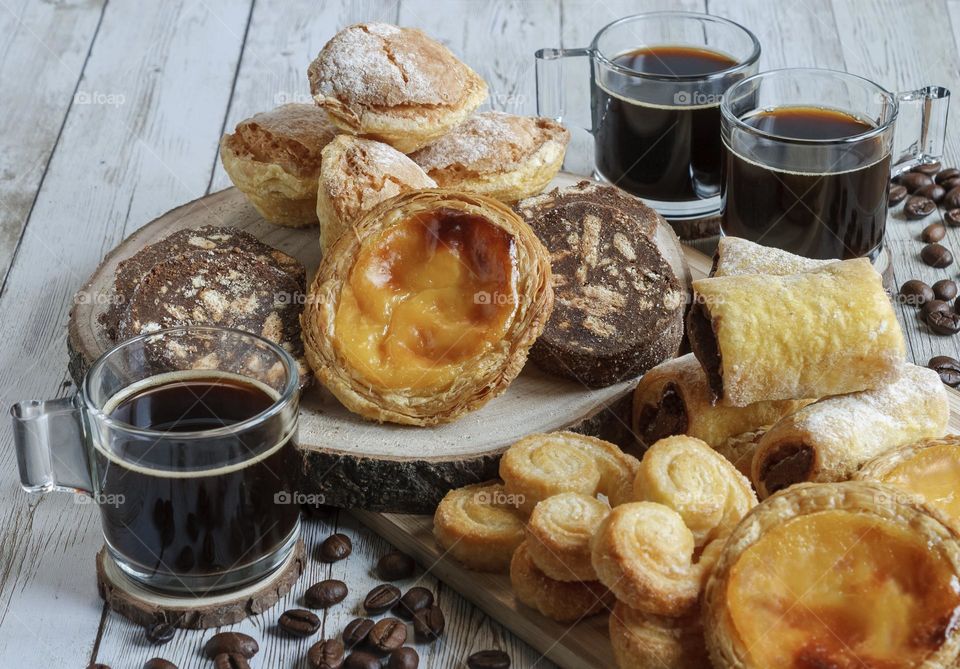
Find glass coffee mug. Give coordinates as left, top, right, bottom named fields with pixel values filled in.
left=11, top=327, right=302, bottom=595
left=536, top=11, right=761, bottom=220
left=721, top=68, right=950, bottom=260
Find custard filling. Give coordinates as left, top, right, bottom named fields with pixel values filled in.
left=726, top=510, right=960, bottom=669
left=334, top=208, right=518, bottom=391
left=883, top=444, right=960, bottom=526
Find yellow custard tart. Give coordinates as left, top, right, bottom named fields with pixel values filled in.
left=301, top=189, right=553, bottom=425
left=704, top=481, right=960, bottom=669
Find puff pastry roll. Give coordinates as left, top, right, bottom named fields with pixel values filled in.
left=632, top=353, right=806, bottom=448
left=709, top=236, right=833, bottom=277
left=609, top=602, right=710, bottom=669
left=752, top=363, right=948, bottom=498
left=525, top=492, right=610, bottom=582
left=433, top=481, right=525, bottom=572
left=687, top=258, right=905, bottom=407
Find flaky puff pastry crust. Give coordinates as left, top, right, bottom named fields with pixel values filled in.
left=510, top=541, right=614, bottom=623
left=703, top=481, right=960, bottom=669
left=632, top=353, right=807, bottom=449
left=713, top=427, right=769, bottom=480
left=301, top=189, right=553, bottom=426
left=317, top=135, right=436, bottom=253
left=609, top=601, right=710, bottom=669
left=433, top=481, right=525, bottom=572
left=752, top=363, right=948, bottom=499
left=634, top=436, right=757, bottom=547
left=590, top=502, right=725, bottom=617
left=308, top=23, right=487, bottom=153
left=526, top=493, right=610, bottom=582
left=687, top=258, right=905, bottom=407
left=220, top=103, right=337, bottom=227
left=709, top=236, right=833, bottom=278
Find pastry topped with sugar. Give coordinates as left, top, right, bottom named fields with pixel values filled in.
left=221, top=103, right=337, bottom=227
left=317, top=135, right=436, bottom=253
left=308, top=23, right=487, bottom=152
left=410, top=112, right=570, bottom=202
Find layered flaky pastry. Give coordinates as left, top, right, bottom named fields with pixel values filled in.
left=709, top=236, right=834, bottom=277
left=525, top=492, right=610, bottom=582
left=308, top=23, right=487, bottom=152
left=433, top=481, right=525, bottom=572
left=609, top=602, right=710, bottom=669
left=301, top=189, right=553, bottom=426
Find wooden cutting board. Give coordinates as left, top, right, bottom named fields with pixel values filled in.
left=67, top=173, right=692, bottom=513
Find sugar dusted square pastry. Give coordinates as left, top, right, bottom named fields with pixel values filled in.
left=308, top=23, right=487, bottom=153
left=220, top=103, right=336, bottom=227
left=410, top=111, right=570, bottom=203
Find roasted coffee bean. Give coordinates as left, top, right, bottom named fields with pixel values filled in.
left=306, top=579, right=349, bottom=609
left=467, top=650, right=512, bottom=669
left=928, top=309, right=960, bottom=335
left=364, top=583, right=402, bottom=614
left=146, top=621, right=175, bottom=646
left=318, top=533, right=353, bottom=562
left=914, top=161, right=942, bottom=175
left=943, top=177, right=960, bottom=191
left=923, top=222, right=946, bottom=243
left=280, top=608, right=322, bottom=637
left=368, top=617, right=408, bottom=653
left=929, top=355, right=960, bottom=386
left=344, top=651, right=381, bottom=669
left=946, top=209, right=960, bottom=227
left=945, top=186, right=960, bottom=210
left=905, top=195, right=937, bottom=219
left=204, top=632, right=259, bottom=659
left=413, top=605, right=445, bottom=642
left=900, top=279, right=935, bottom=306
left=343, top=618, right=376, bottom=649
left=938, top=168, right=960, bottom=184
left=143, top=660, right=177, bottom=669
left=918, top=183, right=947, bottom=203
left=888, top=183, right=908, bottom=206
left=214, top=654, right=251, bottom=669
left=934, top=279, right=959, bottom=301
left=309, top=639, right=346, bottom=669
left=921, top=299, right=950, bottom=320
left=922, top=243, right=954, bottom=268
left=900, top=171, right=934, bottom=192
left=387, top=647, right=420, bottom=669
left=395, top=587, right=434, bottom=620
left=377, top=551, right=416, bottom=581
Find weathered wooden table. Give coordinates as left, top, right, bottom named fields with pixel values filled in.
left=1, top=0, right=958, bottom=666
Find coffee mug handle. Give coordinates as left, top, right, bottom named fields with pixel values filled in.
left=10, top=396, right=93, bottom=495
left=892, top=85, right=950, bottom=175
left=535, top=47, right=593, bottom=129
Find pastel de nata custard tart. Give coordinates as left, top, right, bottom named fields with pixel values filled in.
left=704, top=481, right=960, bottom=669
left=308, top=23, right=487, bottom=153
left=301, top=189, right=553, bottom=425
left=220, top=103, right=336, bottom=227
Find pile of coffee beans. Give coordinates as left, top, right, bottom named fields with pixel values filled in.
left=900, top=278, right=960, bottom=335
left=929, top=355, right=960, bottom=387
left=890, top=162, right=960, bottom=268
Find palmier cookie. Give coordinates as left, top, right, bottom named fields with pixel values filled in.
left=308, top=23, right=487, bottom=153
left=526, top=493, right=609, bottom=582
left=609, top=601, right=709, bottom=669
left=590, top=502, right=725, bottom=617
left=220, top=103, right=336, bottom=227
left=633, top=436, right=757, bottom=547
left=317, top=135, right=435, bottom=253
left=510, top=541, right=614, bottom=623
left=433, top=481, right=525, bottom=572
left=409, top=112, right=570, bottom=203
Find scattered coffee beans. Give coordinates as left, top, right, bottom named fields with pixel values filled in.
left=213, top=654, right=251, bottom=669
left=388, top=647, right=420, bottom=669
left=917, top=183, right=946, bottom=203
left=946, top=187, right=960, bottom=210
left=345, top=651, right=381, bottom=669
left=934, top=279, right=958, bottom=301
left=279, top=609, right=322, bottom=637
left=308, top=639, right=346, bottom=669
left=413, top=605, right=445, bottom=642
left=888, top=183, right=908, bottom=206
left=364, top=583, right=402, bottom=615
left=946, top=209, right=960, bottom=227
left=921, top=299, right=950, bottom=320
left=204, top=632, right=259, bottom=659
left=922, top=243, right=954, bottom=268
left=929, top=355, right=960, bottom=386
left=467, top=650, right=512, bottom=669
left=900, top=279, right=935, bottom=306
left=923, top=222, right=946, bottom=243
left=928, top=310, right=960, bottom=335
left=343, top=618, right=376, bottom=649
left=914, top=161, right=942, bottom=175
left=905, top=195, right=937, bottom=219
left=145, top=621, right=175, bottom=646
left=368, top=618, right=408, bottom=653
left=306, top=579, right=349, bottom=609
left=318, top=533, right=353, bottom=562
left=900, top=171, right=934, bottom=192
left=937, top=168, right=960, bottom=184
left=396, top=587, right=434, bottom=620
left=143, top=660, right=177, bottom=669
left=377, top=551, right=416, bottom=581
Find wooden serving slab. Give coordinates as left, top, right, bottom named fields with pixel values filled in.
left=67, top=174, right=691, bottom=513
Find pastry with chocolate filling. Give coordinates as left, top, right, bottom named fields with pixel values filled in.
left=516, top=182, right=685, bottom=387
left=704, top=481, right=960, bottom=669
left=632, top=353, right=806, bottom=449
left=709, top=236, right=834, bottom=277
left=687, top=258, right=905, bottom=407
left=220, top=103, right=337, bottom=227
left=752, top=363, right=948, bottom=498
left=308, top=23, right=487, bottom=153
left=317, top=135, right=436, bottom=253
left=301, top=189, right=553, bottom=426
left=609, top=603, right=710, bottom=669
left=410, top=111, right=570, bottom=203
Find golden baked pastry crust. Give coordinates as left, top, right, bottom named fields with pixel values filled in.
left=752, top=363, right=948, bottom=498
left=409, top=112, right=569, bottom=202
left=704, top=481, right=960, bottom=669
left=609, top=602, right=710, bottom=669
left=308, top=23, right=487, bottom=152
left=220, top=103, right=337, bottom=227
left=317, top=135, right=436, bottom=252
left=713, top=427, right=769, bottom=479
left=632, top=353, right=806, bottom=449
left=433, top=481, right=525, bottom=573
left=688, top=259, right=906, bottom=407
left=525, top=492, right=610, bottom=582
left=510, top=541, right=614, bottom=623
left=709, top=236, right=833, bottom=277
left=301, top=189, right=553, bottom=426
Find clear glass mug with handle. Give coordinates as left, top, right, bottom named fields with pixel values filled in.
left=11, top=326, right=302, bottom=595
left=535, top=11, right=761, bottom=223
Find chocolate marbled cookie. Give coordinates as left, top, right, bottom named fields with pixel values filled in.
left=517, top=183, right=684, bottom=387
